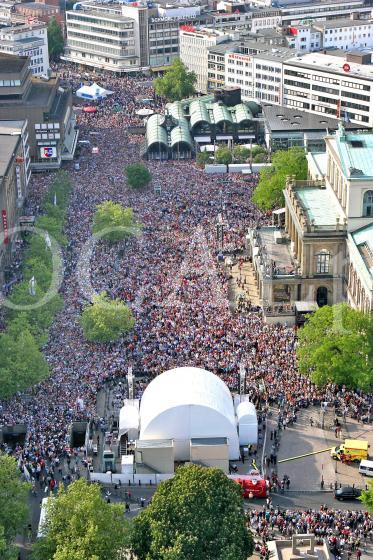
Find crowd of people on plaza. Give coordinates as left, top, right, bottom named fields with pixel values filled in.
left=0, top=67, right=371, bottom=545
left=249, top=506, right=373, bottom=559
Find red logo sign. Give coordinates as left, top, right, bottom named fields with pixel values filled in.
left=180, top=25, right=196, bottom=32
left=343, top=63, right=350, bottom=72
left=2, top=209, right=9, bottom=245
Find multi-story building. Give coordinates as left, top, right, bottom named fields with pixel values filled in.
left=0, top=54, right=78, bottom=170
left=180, top=27, right=234, bottom=93
left=224, top=44, right=293, bottom=103
left=0, top=119, right=30, bottom=282
left=15, top=3, right=64, bottom=33
left=0, top=21, right=49, bottom=76
left=288, top=17, right=373, bottom=52
left=64, top=5, right=139, bottom=73
left=283, top=51, right=373, bottom=126
left=279, top=0, right=373, bottom=26
left=247, top=125, right=372, bottom=313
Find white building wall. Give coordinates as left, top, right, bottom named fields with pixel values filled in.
left=0, top=25, right=49, bottom=76
left=282, top=57, right=373, bottom=126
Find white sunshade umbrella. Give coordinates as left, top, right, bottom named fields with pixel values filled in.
left=136, top=108, right=155, bottom=116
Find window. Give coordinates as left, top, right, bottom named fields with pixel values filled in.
left=363, top=190, right=373, bottom=216
left=316, top=251, right=331, bottom=274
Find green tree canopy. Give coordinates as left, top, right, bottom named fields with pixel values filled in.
left=0, top=454, right=30, bottom=557
left=80, top=291, right=135, bottom=343
left=47, top=17, right=64, bottom=61
left=126, top=163, right=152, bottom=190
left=92, top=201, right=142, bottom=243
left=196, top=151, right=211, bottom=166
left=215, top=145, right=232, bottom=169
left=131, top=464, right=253, bottom=560
left=0, top=324, right=50, bottom=399
left=233, top=146, right=250, bottom=163
left=252, top=146, right=307, bottom=210
left=359, top=479, right=373, bottom=513
left=32, top=479, right=130, bottom=560
left=154, top=59, right=196, bottom=101
left=297, top=303, right=372, bottom=390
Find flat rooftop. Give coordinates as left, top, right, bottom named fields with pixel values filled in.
left=286, top=52, right=373, bottom=80
left=314, top=18, right=373, bottom=29
left=0, top=134, right=18, bottom=176
left=295, top=186, right=345, bottom=226
left=257, top=226, right=295, bottom=272
left=0, top=53, right=27, bottom=73
left=0, top=120, right=25, bottom=134
left=262, top=104, right=363, bottom=132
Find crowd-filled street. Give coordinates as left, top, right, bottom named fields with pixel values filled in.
left=0, top=66, right=372, bottom=555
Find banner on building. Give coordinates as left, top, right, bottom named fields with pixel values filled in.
left=15, top=165, right=22, bottom=199
left=1, top=209, right=9, bottom=245
left=40, top=146, right=57, bottom=159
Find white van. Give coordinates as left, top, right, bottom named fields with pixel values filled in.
left=359, top=459, right=373, bottom=477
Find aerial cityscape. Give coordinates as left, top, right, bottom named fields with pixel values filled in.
left=0, top=0, right=372, bottom=558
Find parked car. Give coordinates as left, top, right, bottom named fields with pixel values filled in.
left=335, top=486, right=362, bottom=501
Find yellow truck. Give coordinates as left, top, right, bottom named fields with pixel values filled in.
left=331, top=439, right=369, bottom=462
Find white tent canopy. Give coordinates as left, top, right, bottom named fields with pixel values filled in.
left=119, top=405, right=139, bottom=442
left=76, top=82, right=113, bottom=101
left=236, top=401, right=258, bottom=446
left=139, top=367, right=240, bottom=460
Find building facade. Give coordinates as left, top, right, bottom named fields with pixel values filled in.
left=0, top=54, right=78, bottom=170
left=64, top=6, right=139, bottom=73
left=0, top=120, right=30, bottom=282
left=180, top=27, right=233, bottom=93
left=247, top=125, right=372, bottom=312
left=0, top=21, right=49, bottom=76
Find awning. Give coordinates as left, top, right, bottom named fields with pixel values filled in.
left=273, top=208, right=286, bottom=215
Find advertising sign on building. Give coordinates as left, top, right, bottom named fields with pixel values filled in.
left=15, top=165, right=22, bottom=199
left=1, top=209, right=9, bottom=245
left=40, top=146, right=57, bottom=159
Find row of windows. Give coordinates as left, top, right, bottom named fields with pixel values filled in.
left=341, top=80, right=370, bottom=91
left=284, top=69, right=310, bottom=79
left=68, top=22, right=133, bottom=37
left=285, top=99, right=310, bottom=109
left=35, top=123, right=59, bottom=130
left=313, top=84, right=339, bottom=95
left=341, top=89, right=370, bottom=102
left=284, top=79, right=310, bottom=90
left=68, top=30, right=134, bottom=47
left=341, top=100, right=370, bottom=112
left=68, top=39, right=135, bottom=56
left=313, top=74, right=340, bottom=85
left=283, top=88, right=309, bottom=99
left=0, top=79, right=21, bottom=86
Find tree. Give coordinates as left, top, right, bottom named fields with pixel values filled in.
left=215, top=145, right=232, bottom=170
left=233, top=146, right=250, bottom=163
left=297, top=303, right=372, bottom=391
left=131, top=464, right=253, bottom=560
left=47, top=17, right=64, bottom=61
left=126, top=163, right=152, bottom=190
left=154, top=59, right=196, bottom=101
left=253, top=152, right=267, bottom=163
left=359, top=479, right=373, bottom=513
left=0, top=325, right=50, bottom=399
left=80, top=291, right=135, bottom=343
left=252, top=146, right=307, bottom=210
left=196, top=151, right=211, bottom=166
left=92, top=201, right=141, bottom=243
left=0, top=454, right=30, bottom=557
left=32, top=479, right=130, bottom=560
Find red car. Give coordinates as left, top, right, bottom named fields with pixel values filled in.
left=231, top=472, right=268, bottom=498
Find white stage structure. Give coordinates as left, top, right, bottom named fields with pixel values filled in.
left=139, top=367, right=240, bottom=460
left=236, top=401, right=258, bottom=446
left=76, top=82, right=113, bottom=101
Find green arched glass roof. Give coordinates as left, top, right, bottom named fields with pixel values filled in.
left=212, top=103, right=233, bottom=125
left=168, top=101, right=184, bottom=121
left=190, top=99, right=210, bottom=129
left=170, top=118, right=192, bottom=148
left=234, top=103, right=253, bottom=124
left=146, top=114, right=168, bottom=148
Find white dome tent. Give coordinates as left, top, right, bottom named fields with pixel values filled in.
left=75, top=82, right=113, bottom=101
left=139, top=367, right=240, bottom=460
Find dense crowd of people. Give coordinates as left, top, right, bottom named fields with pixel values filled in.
left=0, top=68, right=371, bottom=541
